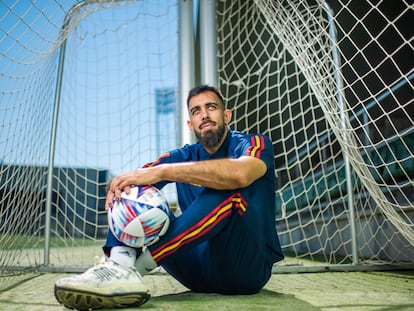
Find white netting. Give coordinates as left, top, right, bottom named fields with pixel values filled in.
left=0, top=0, right=179, bottom=284
left=217, top=0, right=413, bottom=265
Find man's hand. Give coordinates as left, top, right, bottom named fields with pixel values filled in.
left=105, top=167, right=163, bottom=210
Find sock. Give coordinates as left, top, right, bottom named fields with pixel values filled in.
left=134, top=247, right=158, bottom=276
left=109, top=246, right=137, bottom=268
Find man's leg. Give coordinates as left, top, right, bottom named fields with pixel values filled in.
left=139, top=188, right=272, bottom=294
left=148, top=188, right=247, bottom=262
left=159, top=241, right=215, bottom=293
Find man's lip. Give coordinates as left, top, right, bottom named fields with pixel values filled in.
left=200, top=122, right=215, bottom=130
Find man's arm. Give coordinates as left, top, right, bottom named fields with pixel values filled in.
left=105, top=156, right=266, bottom=209
left=157, top=155, right=266, bottom=189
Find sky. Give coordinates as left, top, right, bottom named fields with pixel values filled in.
left=0, top=0, right=182, bottom=176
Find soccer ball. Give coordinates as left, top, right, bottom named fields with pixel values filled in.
left=108, top=185, right=172, bottom=248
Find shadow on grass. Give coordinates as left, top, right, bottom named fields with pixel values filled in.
left=143, top=288, right=320, bottom=310
left=0, top=273, right=42, bottom=292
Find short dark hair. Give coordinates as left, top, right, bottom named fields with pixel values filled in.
left=186, top=85, right=225, bottom=108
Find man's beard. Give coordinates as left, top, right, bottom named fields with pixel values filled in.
left=195, top=123, right=226, bottom=150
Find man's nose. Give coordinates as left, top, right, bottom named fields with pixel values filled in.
left=201, top=108, right=209, bottom=119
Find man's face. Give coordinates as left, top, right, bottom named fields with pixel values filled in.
left=187, top=91, right=231, bottom=152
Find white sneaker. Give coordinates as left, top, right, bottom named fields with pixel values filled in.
left=54, top=258, right=150, bottom=310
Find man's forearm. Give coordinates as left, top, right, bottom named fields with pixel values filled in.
left=105, top=156, right=267, bottom=209
left=157, top=156, right=266, bottom=190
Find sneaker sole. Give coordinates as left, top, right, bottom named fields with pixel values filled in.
left=54, top=285, right=151, bottom=310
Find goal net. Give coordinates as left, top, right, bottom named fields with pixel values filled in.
left=217, top=0, right=413, bottom=267
left=0, top=0, right=179, bottom=285
left=0, top=0, right=413, bottom=286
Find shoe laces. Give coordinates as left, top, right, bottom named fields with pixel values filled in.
left=82, top=257, right=129, bottom=282
left=91, top=264, right=120, bottom=282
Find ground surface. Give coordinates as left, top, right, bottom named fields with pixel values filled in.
left=1, top=269, right=413, bottom=310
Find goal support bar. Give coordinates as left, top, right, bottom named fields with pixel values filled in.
left=324, top=1, right=358, bottom=265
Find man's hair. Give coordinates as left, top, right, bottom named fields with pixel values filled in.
left=186, top=85, right=225, bottom=108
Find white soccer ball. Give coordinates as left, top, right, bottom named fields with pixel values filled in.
left=108, top=185, right=172, bottom=247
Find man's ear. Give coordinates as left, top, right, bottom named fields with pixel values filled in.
left=224, top=109, right=232, bottom=125
left=187, top=119, right=194, bottom=132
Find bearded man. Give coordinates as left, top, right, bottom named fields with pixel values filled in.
left=54, top=85, right=284, bottom=310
